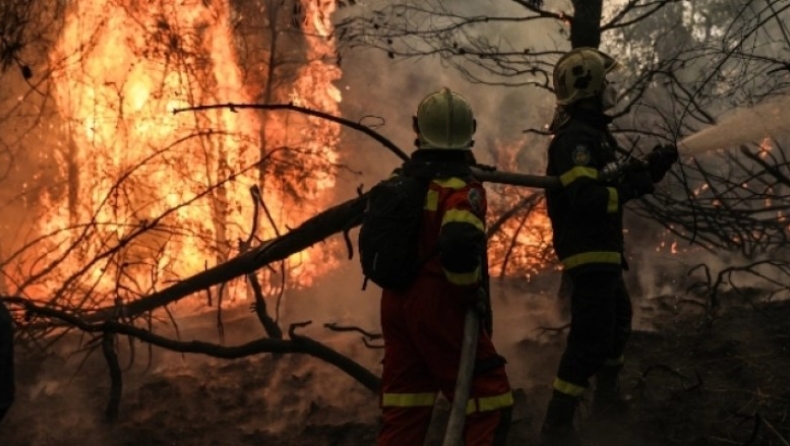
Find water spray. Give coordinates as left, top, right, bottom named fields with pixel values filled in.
left=678, top=94, right=790, bottom=156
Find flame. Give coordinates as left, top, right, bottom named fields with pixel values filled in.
left=7, top=0, right=342, bottom=310
left=486, top=140, right=554, bottom=279
left=758, top=136, right=772, bottom=158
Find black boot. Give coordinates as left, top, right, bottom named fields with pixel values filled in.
left=538, top=391, right=582, bottom=446
left=592, top=364, right=629, bottom=419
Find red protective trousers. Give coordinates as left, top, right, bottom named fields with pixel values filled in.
left=378, top=277, right=512, bottom=446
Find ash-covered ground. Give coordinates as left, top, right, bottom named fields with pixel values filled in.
left=2, top=282, right=790, bottom=446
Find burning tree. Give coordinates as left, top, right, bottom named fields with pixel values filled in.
left=0, top=0, right=354, bottom=311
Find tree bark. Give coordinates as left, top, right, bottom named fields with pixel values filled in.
left=570, top=0, right=604, bottom=48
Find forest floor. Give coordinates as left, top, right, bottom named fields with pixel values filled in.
left=1, top=288, right=789, bottom=446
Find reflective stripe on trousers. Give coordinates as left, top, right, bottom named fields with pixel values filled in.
left=381, top=390, right=514, bottom=414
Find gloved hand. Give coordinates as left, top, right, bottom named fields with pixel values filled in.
left=645, top=144, right=679, bottom=182
left=618, top=169, right=655, bottom=202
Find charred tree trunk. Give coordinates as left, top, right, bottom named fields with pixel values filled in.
left=570, top=0, right=603, bottom=48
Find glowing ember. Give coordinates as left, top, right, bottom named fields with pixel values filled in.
left=6, top=0, right=342, bottom=309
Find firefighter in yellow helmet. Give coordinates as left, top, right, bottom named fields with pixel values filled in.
left=371, top=88, right=512, bottom=446
left=539, top=48, right=678, bottom=445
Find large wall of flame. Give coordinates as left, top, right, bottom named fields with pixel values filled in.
left=0, top=0, right=342, bottom=308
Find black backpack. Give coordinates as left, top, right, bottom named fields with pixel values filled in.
left=358, top=174, right=430, bottom=290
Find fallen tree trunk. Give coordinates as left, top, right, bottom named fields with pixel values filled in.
left=472, top=168, right=559, bottom=189
left=82, top=169, right=557, bottom=322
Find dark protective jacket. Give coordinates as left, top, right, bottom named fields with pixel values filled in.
left=545, top=110, right=624, bottom=272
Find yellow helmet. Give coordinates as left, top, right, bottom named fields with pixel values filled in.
left=414, top=88, right=476, bottom=150
left=553, top=47, right=618, bottom=106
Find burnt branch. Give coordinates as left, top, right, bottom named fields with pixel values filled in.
left=687, top=259, right=790, bottom=314
left=101, top=329, right=122, bottom=423
left=325, top=322, right=385, bottom=349
left=4, top=297, right=382, bottom=394
left=174, top=102, right=410, bottom=162
left=241, top=185, right=283, bottom=340
left=324, top=322, right=382, bottom=340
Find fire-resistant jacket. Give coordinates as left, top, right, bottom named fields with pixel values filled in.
left=545, top=110, right=624, bottom=272
left=423, top=176, right=487, bottom=286
left=399, top=152, right=488, bottom=288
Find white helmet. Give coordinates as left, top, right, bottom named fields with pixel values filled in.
left=414, top=88, right=476, bottom=150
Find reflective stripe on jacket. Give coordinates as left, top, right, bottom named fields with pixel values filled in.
left=420, top=176, right=487, bottom=286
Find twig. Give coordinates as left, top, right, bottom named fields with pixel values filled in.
left=248, top=274, right=283, bottom=339
left=216, top=281, right=227, bottom=344
left=204, top=260, right=212, bottom=307
left=102, top=329, right=122, bottom=423
left=342, top=227, right=354, bottom=260
left=324, top=322, right=383, bottom=339
left=173, top=102, right=410, bottom=162
left=242, top=186, right=283, bottom=339
left=761, top=416, right=790, bottom=446
left=742, top=413, right=761, bottom=446
left=636, top=363, right=702, bottom=395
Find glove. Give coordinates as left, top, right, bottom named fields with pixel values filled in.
left=618, top=169, right=655, bottom=202
left=645, top=144, right=679, bottom=182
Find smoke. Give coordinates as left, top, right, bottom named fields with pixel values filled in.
left=680, top=93, right=790, bottom=156
left=333, top=1, right=557, bottom=187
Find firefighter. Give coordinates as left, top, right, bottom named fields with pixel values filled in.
left=378, top=88, right=512, bottom=446
left=0, top=300, right=13, bottom=422
left=539, top=48, right=678, bottom=445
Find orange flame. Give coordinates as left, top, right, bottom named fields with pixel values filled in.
left=486, top=139, right=554, bottom=279
left=8, top=0, right=342, bottom=309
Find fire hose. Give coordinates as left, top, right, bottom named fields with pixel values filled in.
left=442, top=290, right=486, bottom=446
left=469, top=155, right=648, bottom=190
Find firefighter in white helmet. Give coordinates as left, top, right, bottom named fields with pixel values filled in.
left=370, top=88, right=513, bottom=446
left=539, top=48, right=678, bottom=446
